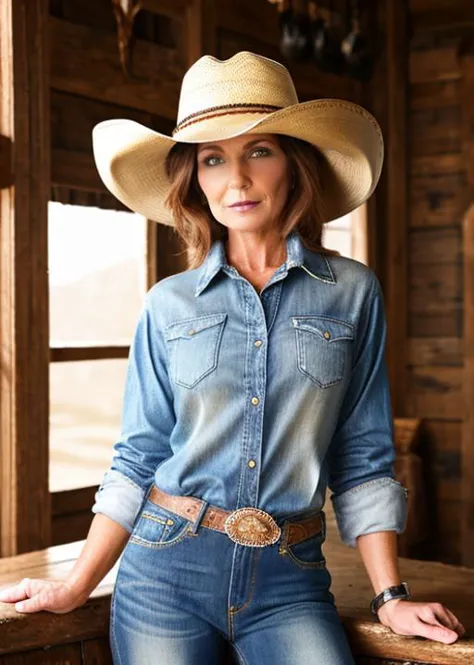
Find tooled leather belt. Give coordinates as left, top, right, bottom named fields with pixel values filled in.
left=148, top=485, right=323, bottom=548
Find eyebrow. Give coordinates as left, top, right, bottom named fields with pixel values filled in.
left=197, top=138, right=275, bottom=154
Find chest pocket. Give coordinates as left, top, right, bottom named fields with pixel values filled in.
left=291, top=316, right=354, bottom=388
left=164, top=313, right=227, bottom=389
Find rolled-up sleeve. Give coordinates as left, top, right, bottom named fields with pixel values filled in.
left=92, top=294, right=175, bottom=533
left=327, top=275, right=408, bottom=547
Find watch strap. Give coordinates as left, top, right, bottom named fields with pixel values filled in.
left=370, top=582, right=410, bottom=616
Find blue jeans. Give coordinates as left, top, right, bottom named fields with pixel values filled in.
left=110, top=492, right=356, bottom=665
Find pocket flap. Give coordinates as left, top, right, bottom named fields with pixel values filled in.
left=291, top=316, right=354, bottom=342
left=164, top=312, right=227, bottom=342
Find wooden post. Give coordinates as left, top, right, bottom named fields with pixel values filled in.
left=385, top=0, right=409, bottom=419
left=459, top=43, right=474, bottom=567
left=0, top=0, right=51, bottom=555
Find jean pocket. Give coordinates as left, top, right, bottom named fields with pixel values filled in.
left=164, top=312, right=227, bottom=389
left=129, top=499, right=192, bottom=549
left=291, top=315, right=354, bottom=388
left=278, top=511, right=327, bottom=570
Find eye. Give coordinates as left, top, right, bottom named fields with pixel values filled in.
left=201, top=155, right=223, bottom=167
left=251, top=146, right=271, bottom=158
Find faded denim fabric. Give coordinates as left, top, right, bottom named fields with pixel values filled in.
left=92, top=228, right=408, bottom=548
left=110, top=501, right=355, bottom=665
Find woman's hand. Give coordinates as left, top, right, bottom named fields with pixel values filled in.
left=377, top=598, right=466, bottom=644
left=0, top=577, right=89, bottom=614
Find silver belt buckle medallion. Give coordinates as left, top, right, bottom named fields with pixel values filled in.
left=224, top=507, right=281, bottom=547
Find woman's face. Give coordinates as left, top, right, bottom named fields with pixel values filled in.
left=196, top=133, right=291, bottom=234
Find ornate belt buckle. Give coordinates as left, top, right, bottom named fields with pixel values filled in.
left=224, top=507, right=281, bottom=547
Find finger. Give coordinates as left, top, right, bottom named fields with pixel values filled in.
left=0, top=578, right=34, bottom=604
left=15, top=588, right=52, bottom=614
left=420, top=603, right=464, bottom=635
left=444, top=608, right=466, bottom=636
left=414, top=617, right=460, bottom=645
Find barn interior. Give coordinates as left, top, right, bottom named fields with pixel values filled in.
left=1, top=0, right=474, bottom=663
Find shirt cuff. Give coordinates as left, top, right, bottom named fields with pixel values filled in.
left=330, top=477, right=408, bottom=548
left=91, top=469, right=147, bottom=534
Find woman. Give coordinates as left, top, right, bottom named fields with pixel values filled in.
left=0, top=51, right=465, bottom=664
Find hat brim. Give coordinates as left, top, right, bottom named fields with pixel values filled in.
left=92, top=99, right=383, bottom=226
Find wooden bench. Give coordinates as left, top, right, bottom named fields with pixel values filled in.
left=1, top=529, right=473, bottom=665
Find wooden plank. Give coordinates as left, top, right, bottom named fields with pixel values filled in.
left=410, top=47, right=460, bottom=84
left=459, top=49, right=474, bottom=189
left=142, top=0, right=192, bottom=20
left=52, top=512, right=94, bottom=548
left=410, top=0, right=474, bottom=13
left=0, top=643, right=82, bottom=664
left=51, top=91, right=155, bottom=152
left=216, top=0, right=280, bottom=48
left=459, top=49, right=474, bottom=567
left=50, top=16, right=186, bottom=118
left=409, top=311, right=462, bottom=338
left=410, top=80, right=460, bottom=110
left=81, top=638, right=114, bottom=665
left=461, top=204, right=474, bottom=567
left=410, top=171, right=468, bottom=229
left=410, top=0, right=474, bottom=30
left=0, top=595, right=112, bottom=655
left=52, top=487, right=98, bottom=516
left=410, top=152, right=464, bottom=176
left=0, top=135, right=13, bottom=188
left=409, top=106, right=462, bottom=157
left=382, top=0, right=409, bottom=418
left=0, top=0, right=51, bottom=556
left=51, top=149, right=106, bottom=192
left=406, top=366, right=463, bottom=419
left=50, top=345, right=130, bottom=362
left=408, top=338, right=463, bottom=366
left=409, top=261, right=462, bottom=313
left=409, top=227, right=462, bottom=264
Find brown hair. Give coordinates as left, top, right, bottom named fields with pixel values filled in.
left=164, top=134, right=339, bottom=269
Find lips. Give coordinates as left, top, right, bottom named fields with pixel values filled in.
left=229, top=201, right=260, bottom=211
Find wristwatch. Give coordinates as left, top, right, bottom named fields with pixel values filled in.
left=370, top=582, right=410, bottom=616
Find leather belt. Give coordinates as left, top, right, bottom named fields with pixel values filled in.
left=148, top=485, right=323, bottom=548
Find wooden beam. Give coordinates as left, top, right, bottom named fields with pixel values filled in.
left=411, top=8, right=474, bottom=31
left=410, top=47, right=460, bottom=84
left=51, top=148, right=106, bottom=192
left=50, top=16, right=186, bottom=118
left=459, top=43, right=474, bottom=567
left=385, top=0, right=409, bottom=418
left=462, top=205, right=474, bottom=567
left=50, top=346, right=130, bottom=362
left=0, top=0, right=51, bottom=555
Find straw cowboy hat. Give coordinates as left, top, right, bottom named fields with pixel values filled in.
left=92, top=50, right=384, bottom=225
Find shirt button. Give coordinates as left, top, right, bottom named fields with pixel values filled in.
left=254, top=339, right=263, bottom=347
left=251, top=396, right=260, bottom=406
left=248, top=459, right=256, bottom=469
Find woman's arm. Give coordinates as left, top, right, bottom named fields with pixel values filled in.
left=356, top=524, right=465, bottom=643
left=0, top=513, right=129, bottom=613
left=326, top=270, right=464, bottom=643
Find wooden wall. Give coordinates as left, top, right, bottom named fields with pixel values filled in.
left=31, top=0, right=474, bottom=566
left=405, top=0, right=473, bottom=564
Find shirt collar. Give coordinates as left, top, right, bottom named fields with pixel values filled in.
left=194, top=228, right=336, bottom=297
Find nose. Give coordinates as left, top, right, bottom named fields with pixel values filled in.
left=227, top=160, right=251, bottom=190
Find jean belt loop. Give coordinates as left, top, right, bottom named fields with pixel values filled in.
left=190, top=498, right=209, bottom=534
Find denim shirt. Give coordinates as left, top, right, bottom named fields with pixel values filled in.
left=92, top=229, right=408, bottom=547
